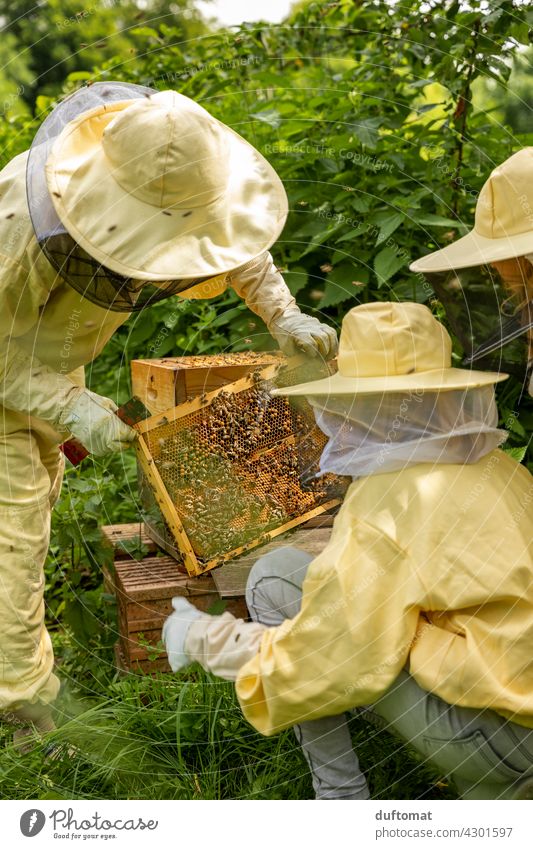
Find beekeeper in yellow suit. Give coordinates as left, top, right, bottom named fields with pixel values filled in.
left=410, top=147, right=533, bottom=398
left=164, top=301, right=533, bottom=800
left=0, top=82, right=337, bottom=746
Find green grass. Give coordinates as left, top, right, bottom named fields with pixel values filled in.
left=0, top=640, right=455, bottom=800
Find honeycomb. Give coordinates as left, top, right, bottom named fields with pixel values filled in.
left=140, top=363, right=348, bottom=566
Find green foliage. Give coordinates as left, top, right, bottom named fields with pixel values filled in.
left=79, top=0, right=532, bottom=459
left=0, top=0, right=210, bottom=107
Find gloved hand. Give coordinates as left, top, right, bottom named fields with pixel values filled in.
left=59, top=389, right=137, bottom=457
left=230, top=252, right=338, bottom=359
left=162, top=596, right=203, bottom=672
left=268, top=308, right=338, bottom=358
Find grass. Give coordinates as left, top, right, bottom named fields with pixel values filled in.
left=0, top=640, right=456, bottom=800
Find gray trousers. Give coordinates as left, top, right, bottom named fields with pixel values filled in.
left=245, top=547, right=533, bottom=800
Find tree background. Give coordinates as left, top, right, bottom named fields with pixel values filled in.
left=0, top=0, right=532, bottom=800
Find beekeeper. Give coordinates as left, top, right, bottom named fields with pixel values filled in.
left=0, top=82, right=337, bottom=745
left=164, top=301, right=533, bottom=800
left=410, top=147, right=533, bottom=398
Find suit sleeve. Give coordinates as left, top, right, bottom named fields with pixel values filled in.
left=228, top=251, right=296, bottom=325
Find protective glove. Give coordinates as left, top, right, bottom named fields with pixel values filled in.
left=0, top=343, right=134, bottom=455
left=59, top=389, right=137, bottom=457
left=268, top=308, right=338, bottom=358
left=162, top=596, right=203, bottom=672
left=230, top=251, right=338, bottom=359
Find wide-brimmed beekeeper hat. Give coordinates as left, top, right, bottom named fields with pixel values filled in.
left=43, top=88, right=288, bottom=281
left=272, top=301, right=508, bottom=397
left=410, top=147, right=533, bottom=273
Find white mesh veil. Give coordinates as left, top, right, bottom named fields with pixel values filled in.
left=308, top=385, right=507, bottom=478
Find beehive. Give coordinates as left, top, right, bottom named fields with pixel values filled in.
left=102, top=518, right=335, bottom=674
left=134, top=355, right=348, bottom=576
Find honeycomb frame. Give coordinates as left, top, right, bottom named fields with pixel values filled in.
left=134, top=359, right=345, bottom=576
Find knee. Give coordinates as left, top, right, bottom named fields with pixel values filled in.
left=245, top=546, right=314, bottom=625
left=247, top=546, right=314, bottom=594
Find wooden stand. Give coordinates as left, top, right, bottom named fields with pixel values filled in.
left=102, top=514, right=335, bottom=675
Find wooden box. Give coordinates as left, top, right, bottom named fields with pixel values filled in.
left=101, top=523, right=247, bottom=674
left=102, top=519, right=335, bottom=675
left=131, top=352, right=284, bottom=415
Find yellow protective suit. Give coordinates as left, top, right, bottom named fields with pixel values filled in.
left=0, top=149, right=297, bottom=711
left=0, top=151, right=128, bottom=710
left=184, top=449, right=533, bottom=736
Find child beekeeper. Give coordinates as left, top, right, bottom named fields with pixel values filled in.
left=410, top=147, right=533, bottom=399
left=163, top=301, right=533, bottom=800
left=0, top=82, right=336, bottom=747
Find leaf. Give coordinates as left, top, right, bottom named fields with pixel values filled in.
left=505, top=415, right=526, bottom=438
left=130, top=26, right=161, bottom=39
left=416, top=213, right=462, bottom=227
left=374, top=246, right=408, bottom=285
left=391, top=277, right=433, bottom=303
left=207, top=598, right=227, bottom=615
left=283, top=266, right=309, bottom=295
left=252, top=109, right=282, bottom=129
left=66, top=71, right=94, bottom=82
left=348, top=117, right=383, bottom=149
left=375, top=212, right=405, bottom=245
left=350, top=195, right=371, bottom=214
left=210, top=305, right=245, bottom=328
left=319, top=264, right=369, bottom=307
left=502, top=446, right=527, bottom=463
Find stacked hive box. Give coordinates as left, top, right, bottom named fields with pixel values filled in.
left=102, top=523, right=247, bottom=674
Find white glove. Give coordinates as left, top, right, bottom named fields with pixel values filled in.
left=162, top=596, right=203, bottom=672
left=268, top=308, right=338, bottom=358
left=230, top=252, right=338, bottom=359
left=59, top=389, right=137, bottom=456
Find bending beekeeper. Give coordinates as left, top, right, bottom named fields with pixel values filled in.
left=0, top=82, right=336, bottom=747
left=410, top=147, right=533, bottom=399
left=164, top=301, right=533, bottom=800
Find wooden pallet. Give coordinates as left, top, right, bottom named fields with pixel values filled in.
left=102, top=513, right=335, bottom=675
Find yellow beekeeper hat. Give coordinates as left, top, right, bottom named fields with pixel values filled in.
left=272, top=301, right=508, bottom=397
left=45, top=90, right=289, bottom=280
left=410, top=147, right=533, bottom=273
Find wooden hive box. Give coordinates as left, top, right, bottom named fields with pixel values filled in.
left=131, top=352, right=284, bottom=415
left=102, top=519, right=335, bottom=675
left=102, top=524, right=247, bottom=674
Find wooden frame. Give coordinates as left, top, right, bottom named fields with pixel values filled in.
left=134, top=359, right=344, bottom=577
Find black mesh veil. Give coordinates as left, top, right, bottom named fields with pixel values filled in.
left=26, top=82, right=211, bottom=312
left=424, top=265, right=533, bottom=382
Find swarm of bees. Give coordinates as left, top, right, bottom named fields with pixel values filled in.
left=146, top=374, right=345, bottom=561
